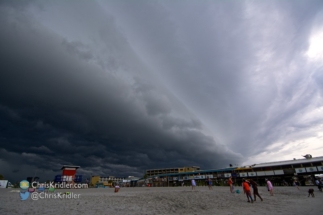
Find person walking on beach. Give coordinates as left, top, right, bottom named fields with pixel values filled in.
left=242, top=178, right=253, bottom=203
left=249, top=179, right=263, bottom=201
left=114, top=184, right=120, bottom=193
left=315, top=178, right=322, bottom=192
left=266, top=179, right=274, bottom=196
left=293, top=180, right=300, bottom=190
left=228, top=177, right=234, bottom=193
left=191, top=179, right=196, bottom=190
left=207, top=177, right=213, bottom=190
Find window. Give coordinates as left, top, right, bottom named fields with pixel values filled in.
left=281, top=165, right=293, bottom=169
left=271, top=166, right=282, bottom=170
left=302, top=163, right=312, bottom=167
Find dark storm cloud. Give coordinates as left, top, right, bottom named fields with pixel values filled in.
left=1, top=0, right=323, bottom=181
left=100, top=0, right=323, bottom=161
left=0, top=1, right=241, bottom=181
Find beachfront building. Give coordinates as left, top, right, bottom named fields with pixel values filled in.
left=90, top=175, right=124, bottom=187
left=140, top=155, right=323, bottom=187
left=122, top=176, right=140, bottom=187
left=237, top=155, right=323, bottom=186
left=146, top=167, right=235, bottom=187
left=145, top=166, right=200, bottom=176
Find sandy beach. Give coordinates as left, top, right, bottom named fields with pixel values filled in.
left=0, top=186, right=322, bottom=215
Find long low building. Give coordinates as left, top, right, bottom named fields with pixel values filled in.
left=146, top=166, right=200, bottom=176
left=138, top=155, right=323, bottom=187
left=90, top=176, right=124, bottom=187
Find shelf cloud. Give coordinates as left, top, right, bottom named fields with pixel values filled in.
left=0, top=0, right=322, bottom=181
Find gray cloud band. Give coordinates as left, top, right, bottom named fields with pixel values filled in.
left=1, top=0, right=322, bottom=181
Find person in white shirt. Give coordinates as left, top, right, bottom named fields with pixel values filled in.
left=191, top=179, right=196, bottom=190
left=114, top=185, right=120, bottom=193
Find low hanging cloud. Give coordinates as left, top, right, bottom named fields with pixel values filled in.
left=0, top=0, right=322, bottom=182
left=0, top=1, right=241, bottom=181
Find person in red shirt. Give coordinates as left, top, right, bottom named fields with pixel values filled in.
left=242, top=178, right=254, bottom=203
left=228, top=177, right=234, bottom=193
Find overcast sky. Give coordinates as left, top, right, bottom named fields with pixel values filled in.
left=1, top=0, right=323, bottom=182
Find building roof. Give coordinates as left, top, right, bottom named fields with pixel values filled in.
left=251, top=156, right=323, bottom=168
left=146, top=166, right=200, bottom=171
left=234, top=167, right=252, bottom=170
left=150, top=167, right=236, bottom=177
left=197, top=167, right=236, bottom=173
left=142, top=156, right=323, bottom=179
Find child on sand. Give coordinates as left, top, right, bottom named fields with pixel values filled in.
left=242, top=178, right=253, bottom=203
left=308, top=188, right=314, bottom=197
left=114, top=185, right=120, bottom=193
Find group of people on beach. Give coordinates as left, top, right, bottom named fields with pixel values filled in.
left=241, top=178, right=272, bottom=203
left=226, top=176, right=273, bottom=200
left=191, top=176, right=275, bottom=203
left=192, top=175, right=323, bottom=201
left=235, top=177, right=274, bottom=203
left=191, top=177, right=213, bottom=190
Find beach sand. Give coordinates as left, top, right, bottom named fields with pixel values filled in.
left=0, top=186, right=322, bottom=215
